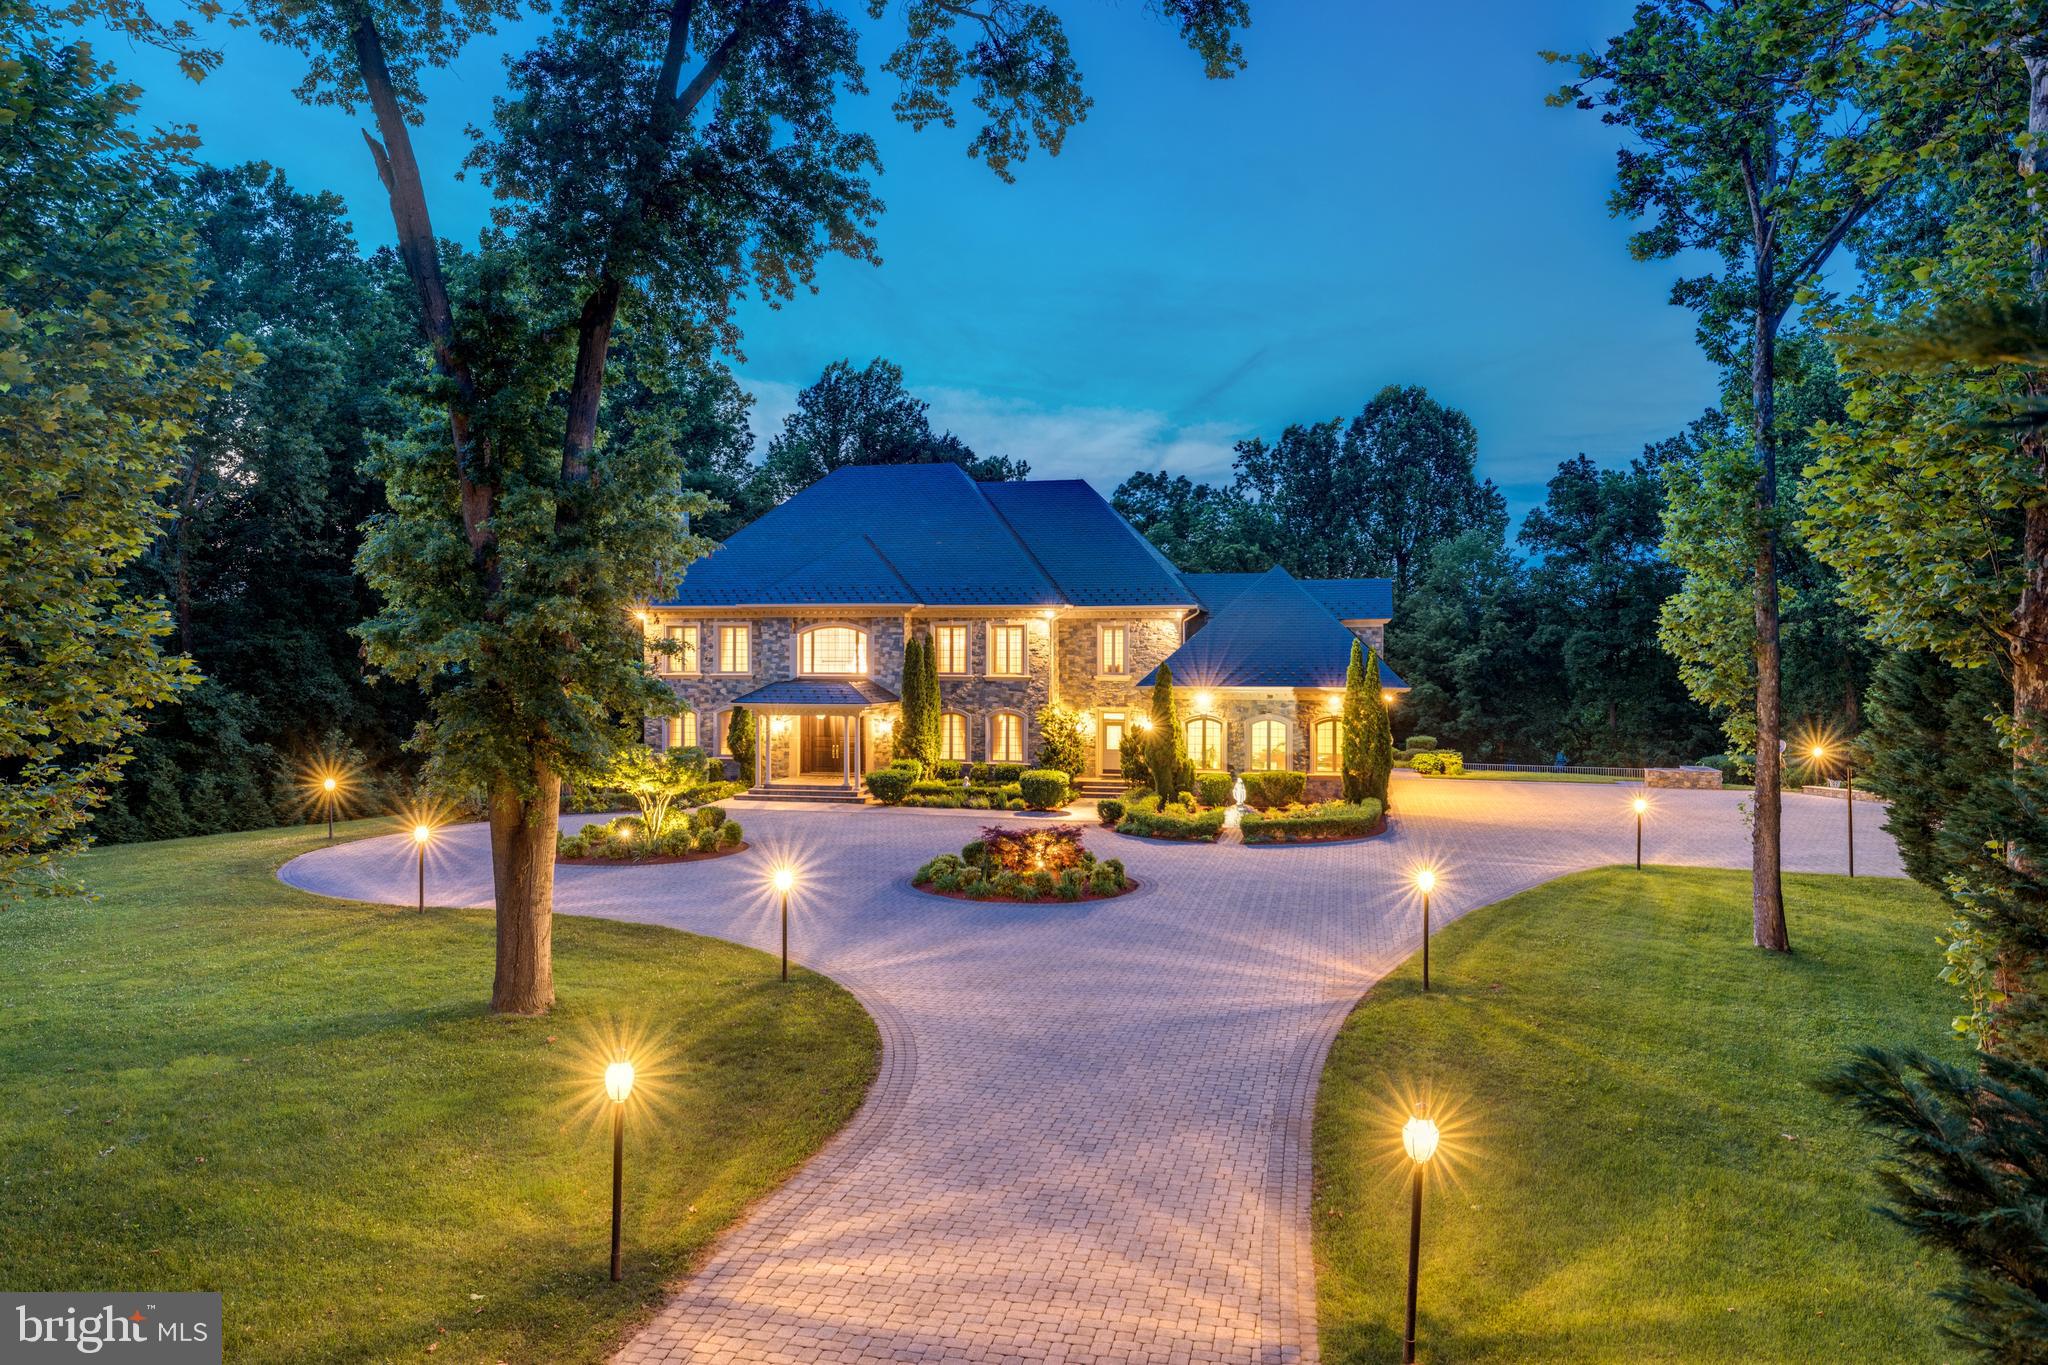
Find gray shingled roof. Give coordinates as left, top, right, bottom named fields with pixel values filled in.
left=979, top=480, right=1198, bottom=607
left=729, top=679, right=900, bottom=708
left=1141, top=567, right=1407, bottom=691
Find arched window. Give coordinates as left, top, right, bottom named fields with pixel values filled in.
left=990, top=711, right=1024, bottom=764
left=1248, top=719, right=1289, bottom=772
left=1313, top=717, right=1341, bottom=774
left=799, top=625, right=867, bottom=675
left=940, top=712, right=968, bottom=762
left=1186, top=716, right=1224, bottom=772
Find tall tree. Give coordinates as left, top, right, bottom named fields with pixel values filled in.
left=1550, top=0, right=1930, bottom=950
left=759, top=357, right=1024, bottom=501
left=1342, top=384, right=1505, bottom=601
left=0, top=5, right=252, bottom=894
left=244, top=0, right=1251, bottom=1011
left=1230, top=419, right=1361, bottom=579
left=1341, top=639, right=1390, bottom=806
left=1109, top=470, right=1266, bottom=572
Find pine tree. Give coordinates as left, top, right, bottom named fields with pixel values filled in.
left=1147, top=664, right=1192, bottom=799
left=920, top=638, right=943, bottom=766
left=1342, top=640, right=1393, bottom=805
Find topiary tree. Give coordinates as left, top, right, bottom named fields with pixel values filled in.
left=1034, top=702, right=1089, bottom=778
left=920, top=634, right=943, bottom=765
left=726, top=709, right=757, bottom=785
left=898, top=637, right=931, bottom=769
left=1146, top=664, right=1194, bottom=799
left=1342, top=640, right=1393, bottom=806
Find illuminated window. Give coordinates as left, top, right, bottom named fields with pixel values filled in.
left=661, top=623, right=699, bottom=674
left=991, top=712, right=1024, bottom=763
left=800, top=625, right=867, bottom=674
left=1098, top=626, right=1127, bottom=676
left=934, top=625, right=970, bottom=674
left=989, top=624, right=1027, bottom=677
left=709, top=710, right=726, bottom=754
left=669, top=712, right=697, bottom=750
left=941, top=712, right=968, bottom=762
left=1187, top=717, right=1223, bottom=772
left=716, top=625, right=751, bottom=674
left=1248, top=719, right=1288, bottom=771
left=1313, top=718, right=1341, bottom=774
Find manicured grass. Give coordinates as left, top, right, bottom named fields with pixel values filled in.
left=0, top=822, right=879, bottom=1364
left=1314, top=867, right=1956, bottom=1364
left=1417, top=770, right=1629, bottom=784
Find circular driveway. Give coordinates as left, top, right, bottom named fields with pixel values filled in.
left=280, top=777, right=1898, bottom=1364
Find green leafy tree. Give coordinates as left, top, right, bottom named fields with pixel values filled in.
left=1549, top=0, right=1937, bottom=950
left=0, top=8, right=253, bottom=895
left=1109, top=470, right=1266, bottom=572
left=1342, top=385, right=1507, bottom=602
left=1034, top=702, right=1088, bottom=778
left=602, top=743, right=704, bottom=841
left=1145, top=664, right=1192, bottom=798
left=759, top=357, right=1025, bottom=502
left=1341, top=640, right=1390, bottom=805
left=243, top=0, right=1249, bottom=1011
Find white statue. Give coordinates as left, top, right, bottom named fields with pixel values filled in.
left=1231, top=776, right=1246, bottom=809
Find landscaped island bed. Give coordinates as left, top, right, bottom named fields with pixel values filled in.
left=0, top=824, right=879, bottom=1364
left=1313, top=867, right=1954, bottom=1363
left=913, top=825, right=1132, bottom=901
left=556, top=806, right=745, bottom=863
left=1095, top=769, right=1386, bottom=843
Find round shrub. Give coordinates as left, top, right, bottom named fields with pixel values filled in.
left=1019, top=769, right=1071, bottom=811
left=1097, top=797, right=1125, bottom=828
left=1403, top=735, right=1439, bottom=751
left=865, top=768, right=914, bottom=804
left=890, top=757, right=924, bottom=778
left=717, top=820, right=743, bottom=848
left=1412, top=752, right=1442, bottom=775
left=1194, top=772, right=1234, bottom=808
left=961, top=840, right=985, bottom=864
left=693, top=804, right=727, bottom=830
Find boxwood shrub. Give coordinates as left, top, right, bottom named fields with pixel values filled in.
left=1240, top=798, right=1383, bottom=844
left=1194, top=771, right=1235, bottom=808
left=1410, top=750, right=1465, bottom=776
left=1240, top=770, right=1307, bottom=809
left=557, top=812, right=743, bottom=859
left=1097, top=797, right=1126, bottom=828
left=913, top=838, right=1130, bottom=900
left=1116, top=792, right=1225, bottom=842
left=1018, top=769, right=1071, bottom=810
left=1402, top=735, right=1438, bottom=752
left=865, top=768, right=915, bottom=804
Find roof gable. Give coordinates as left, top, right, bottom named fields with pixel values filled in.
left=978, top=480, right=1197, bottom=607
left=1143, top=566, right=1404, bottom=690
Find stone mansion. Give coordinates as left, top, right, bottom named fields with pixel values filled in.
left=641, top=464, right=1405, bottom=792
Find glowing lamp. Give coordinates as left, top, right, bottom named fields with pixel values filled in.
left=1383, top=690, right=1396, bottom=704
left=1632, top=797, right=1647, bottom=815
left=773, top=867, right=795, bottom=894
left=1326, top=694, right=1343, bottom=714
left=1133, top=715, right=1154, bottom=732
left=1402, top=1113, right=1440, bottom=1164
left=604, top=1060, right=635, bottom=1104
left=1414, top=869, right=1435, bottom=895
left=1192, top=690, right=1213, bottom=712
left=322, top=776, right=337, bottom=793
left=412, top=823, right=432, bottom=845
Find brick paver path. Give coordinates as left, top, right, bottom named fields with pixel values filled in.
left=280, top=776, right=1898, bottom=1364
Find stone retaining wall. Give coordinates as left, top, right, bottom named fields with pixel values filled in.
left=1645, top=766, right=1723, bottom=790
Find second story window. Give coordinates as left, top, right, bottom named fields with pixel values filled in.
left=934, top=625, right=970, bottom=675
left=716, top=625, right=751, bottom=674
left=800, top=626, right=866, bottom=675
left=988, top=624, right=1027, bottom=677
left=1098, top=625, right=1127, bottom=677
left=654, top=623, right=699, bottom=675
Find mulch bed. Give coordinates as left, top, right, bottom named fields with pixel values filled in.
left=911, top=878, right=1139, bottom=905
left=557, top=841, right=750, bottom=867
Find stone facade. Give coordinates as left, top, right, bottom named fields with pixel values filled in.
left=1646, top=766, right=1724, bottom=790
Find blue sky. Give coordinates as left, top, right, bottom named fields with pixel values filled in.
left=112, top=1, right=1721, bottom=523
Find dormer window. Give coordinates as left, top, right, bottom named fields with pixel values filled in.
left=800, top=625, right=868, bottom=675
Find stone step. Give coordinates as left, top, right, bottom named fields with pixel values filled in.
left=749, top=785, right=864, bottom=804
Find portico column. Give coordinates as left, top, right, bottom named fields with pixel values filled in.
left=841, top=716, right=851, bottom=788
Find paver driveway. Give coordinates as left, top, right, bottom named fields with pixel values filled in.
left=280, top=776, right=1899, bottom=1364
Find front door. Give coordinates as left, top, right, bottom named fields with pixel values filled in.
left=1100, top=710, right=1125, bottom=774
left=799, top=714, right=845, bottom=775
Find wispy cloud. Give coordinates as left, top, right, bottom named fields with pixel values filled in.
left=738, top=375, right=1245, bottom=492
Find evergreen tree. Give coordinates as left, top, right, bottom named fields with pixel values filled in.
left=1146, top=664, right=1192, bottom=799
left=1342, top=641, right=1392, bottom=806
left=726, top=709, right=757, bottom=784
left=920, top=639, right=943, bottom=766
left=898, top=637, right=928, bottom=769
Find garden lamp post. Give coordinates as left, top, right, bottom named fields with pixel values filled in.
left=1632, top=796, right=1647, bottom=871
left=604, top=1060, right=635, bottom=1281
left=773, top=867, right=795, bottom=981
left=1401, top=1107, right=1441, bottom=1364
left=411, top=822, right=433, bottom=911
left=1414, top=869, right=1435, bottom=992
left=321, top=776, right=339, bottom=842
left=1810, top=743, right=1854, bottom=878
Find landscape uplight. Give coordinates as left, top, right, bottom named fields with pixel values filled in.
left=604, top=1060, right=636, bottom=1281
left=1400, top=1106, right=1441, bottom=1364
left=772, top=867, right=796, bottom=981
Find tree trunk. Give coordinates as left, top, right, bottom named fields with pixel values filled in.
left=489, top=763, right=561, bottom=1015
left=1751, top=305, right=1790, bottom=952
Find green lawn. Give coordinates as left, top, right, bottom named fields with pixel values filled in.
left=1418, top=770, right=1630, bottom=785
left=0, top=822, right=879, bottom=1363
left=1314, top=867, right=1957, bottom=1364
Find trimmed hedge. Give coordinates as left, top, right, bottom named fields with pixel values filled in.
left=865, top=768, right=915, bottom=804
left=1402, top=734, right=1439, bottom=751
left=1410, top=750, right=1465, bottom=776
left=1240, top=770, right=1307, bottom=809
left=1018, top=769, right=1071, bottom=811
left=1195, top=771, right=1235, bottom=808
left=1115, top=792, right=1226, bottom=842
left=557, top=812, right=744, bottom=859
left=1240, top=799, right=1384, bottom=844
